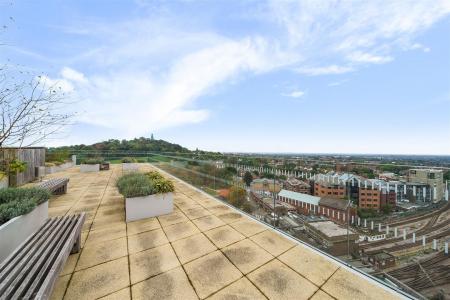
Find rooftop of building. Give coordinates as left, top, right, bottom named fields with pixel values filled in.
left=278, top=189, right=320, bottom=206
left=319, top=197, right=351, bottom=211
left=43, top=164, right=405, bottom=300
left=307, top=221, right=357, bottom=238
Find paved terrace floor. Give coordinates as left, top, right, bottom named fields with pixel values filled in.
left=43, top=164, right=405, bottom=300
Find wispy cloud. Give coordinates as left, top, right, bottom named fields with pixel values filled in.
left=296, top=65, right=354, bottom=76
left=282, top=89, right=305, bottom=98
left=41, top=0, right=450, bottom=141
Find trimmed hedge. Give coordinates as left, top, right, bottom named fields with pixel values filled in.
left=82, top=158, right=104, bottom=165
left=122, top=157, right=137, bottom=163
left=117, top=171, right=174, bottom=198
left=0, top=187, right=51, bottom=225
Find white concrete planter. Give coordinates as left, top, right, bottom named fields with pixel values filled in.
left=0, top=201, right=48, bottom=263
left=122, top=163, right=139, bottom=171
left=80, top=164, right=100, bottom=172
left=126, top=192, right=173, bottom=222
left=45, top=162, right=74, bottom=174
left=0, top=177, right=8, bottom=189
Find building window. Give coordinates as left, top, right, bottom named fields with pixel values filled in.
left=428, top=173, right=435, bottom=179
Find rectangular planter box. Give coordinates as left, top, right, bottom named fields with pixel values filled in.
left=122, top=163, right=139, bottom=171
left=80, top=164, right=100, bottom=172
left=126, top=192, right=173, bottom=222
left=45, top=161, right=74, bottom=174
left=0, top=201, right=48, bottom=263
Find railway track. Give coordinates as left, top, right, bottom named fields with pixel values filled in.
left=360, top=205, right=450, bottom=250
left=385, top=252, right=450, bottom=292
left=386, top=201, right=450, bottom=227
left=364, top=224, right=450, bottom=254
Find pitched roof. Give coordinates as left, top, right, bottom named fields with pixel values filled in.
left=278, top=189, right=320, bottom=206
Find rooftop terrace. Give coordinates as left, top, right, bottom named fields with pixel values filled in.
left=45, top=164, right=407, bottom=299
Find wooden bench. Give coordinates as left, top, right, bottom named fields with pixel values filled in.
left=0, top=213, right=85, bottom=299
left=37, top=178, right=69, bottom=195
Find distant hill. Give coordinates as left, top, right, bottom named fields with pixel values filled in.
left=51, top=137, right=191, bottom=153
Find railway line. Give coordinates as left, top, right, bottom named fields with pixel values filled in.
left=386, top=201, right=449, bottom=227
left=382, top=252, right=450, bottom=292
left=360, top=204, right=450, bottom=251
left=362, top=219, right=450, bottom=254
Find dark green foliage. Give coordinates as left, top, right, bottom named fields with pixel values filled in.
left=51, top=137, right=190, bottom=153
left=82, top=158, right=104, bottom=164
left=46, top=149, right=70, bottom=163
left=117, top=171, right=174, bottom=198
left=243, top=171, right=253, bottom=187
left=0, top=188, right=51, bottom=224
left=122, top=157, right=137, bottom=163
left=357, top=208, right=379, bottom=219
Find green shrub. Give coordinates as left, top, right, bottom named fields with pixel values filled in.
left=122, top=157, right=137, bottom=163
left=150, top=177, right=175, bottom=194
left=0, top=187, right=51, bottom=224
left=82, top=158, right=104, bottom=165
left=146, top=171, right=164, bottom=181
left=9, top=159, right=27, bottom=174
left=137, top=158, right=146, bottom=163
left=116, top=171, right=174, bottom=198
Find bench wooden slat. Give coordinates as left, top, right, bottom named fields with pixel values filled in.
left=37, top=178, right=69, bottom=195
left=3, top=217, right=71, bottom=297
left=0, top=213, right=85, bottom=299
left=34, top=213, right=85, bottom=299
left=18, top=215, right=78, bottom=299
left=0, top=218, right=63, bottom=293
left=0, top=218, right=56, bottom=277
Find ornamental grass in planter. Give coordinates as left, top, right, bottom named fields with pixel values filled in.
left=0, top=187, right=51, bottom=262
left=80, top=158, right=104, bottom=172
left=117, top=171, right=175, bottom=222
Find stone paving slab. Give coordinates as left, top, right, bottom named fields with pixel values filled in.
left=46, top=164, right=404, bottom=300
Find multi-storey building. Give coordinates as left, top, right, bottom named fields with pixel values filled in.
left=283, top=177, right=311, bottom=194
left=314, top=181, right=346, bottom=199
left=407, top=169, right=444, bottom=202
left=358, top=188, right=381, bottom=210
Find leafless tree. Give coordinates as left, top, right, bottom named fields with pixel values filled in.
left=0, top=67, right=74, bottom=148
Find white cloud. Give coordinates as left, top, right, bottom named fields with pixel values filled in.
left=43, top=0, right=450, bottom=142
left=296, top=65, right=354, bottom=76
left=282, top=90, right=305, bottom=98
left=39, top=75, right=74, bottom=93
left=347, top=52, right=393, bottom=64
left=61, top=67, right=88, bottom=83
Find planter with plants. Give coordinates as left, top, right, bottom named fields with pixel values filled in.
left=44, top=160, right=74, bottom=174
left=80, top=158, right=103, bottom=172
left=122, top=157, right=139, bottom=171
left=0, top=187, right=50, bottom=263
left=117, top=171, right=174, bottom=222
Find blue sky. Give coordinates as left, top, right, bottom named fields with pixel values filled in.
left=1, top=0, right=450, bottom=154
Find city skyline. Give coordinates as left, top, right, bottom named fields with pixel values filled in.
left=1, top=1, right=450, bottom=154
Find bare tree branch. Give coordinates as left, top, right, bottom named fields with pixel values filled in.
left=0, top=67, right=75, bottom=148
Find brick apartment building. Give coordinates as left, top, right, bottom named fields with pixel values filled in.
left=314, top=181, right=346, bottom=199
left=283, top=177, right=311, bottom=194
left=358, top=188, right=396, bottom=211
